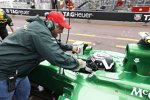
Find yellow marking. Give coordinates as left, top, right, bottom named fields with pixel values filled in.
left=68, top=40, right=92, bottom=44
left=75, top=33, right=95, bottom=37
left=116, top=45, right=126, bottom=49
left=116, top=37, right=138, bottom=42
left=76, top=21, right=150, bottom=28
left=147, top=40, right=150, bottom=43
left=75, top=34, right=138, bottom=43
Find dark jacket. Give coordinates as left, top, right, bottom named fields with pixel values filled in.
left=0, top=16, right=79, bottom=80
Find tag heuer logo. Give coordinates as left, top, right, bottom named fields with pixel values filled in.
left=134, top=14, right=142, bottom=21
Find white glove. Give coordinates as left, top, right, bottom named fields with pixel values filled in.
left=73, top=59, right=86, bottom=71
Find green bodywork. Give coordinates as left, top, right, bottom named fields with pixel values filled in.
left=29, top=43, right=150, bottom=100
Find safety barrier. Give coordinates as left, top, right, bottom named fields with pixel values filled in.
left=2, top=8, right=150, bottom=22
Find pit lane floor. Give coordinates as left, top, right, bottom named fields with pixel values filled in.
left=8, top=15, right=150, bottom=54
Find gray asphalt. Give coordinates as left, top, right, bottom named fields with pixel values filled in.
left=9, top=15, right=150, bottom=53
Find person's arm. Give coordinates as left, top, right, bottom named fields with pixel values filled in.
left=9, top=26, right=14, bottom=32
left=6, top=15, right=14, bottom=32
left=32, top=31, right=79, bottom=70
left=56, top=39, right=72, bottom=51
left=56, top=40, right=78, bottom=53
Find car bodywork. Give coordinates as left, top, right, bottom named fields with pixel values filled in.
left=29, top=32, right=150, bottom=100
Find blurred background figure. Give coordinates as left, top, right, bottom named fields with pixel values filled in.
left=59, top=0, right=65, bottom=9
left=66, top=0, right=75, bottom=10
left=30, top=0, right=35, bottom=9
left=0, top=8, right=14, bottom=40
left=51, top=0, right=65, bottom=9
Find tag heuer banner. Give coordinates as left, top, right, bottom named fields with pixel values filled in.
left=3, top=8, right=150, bottom=22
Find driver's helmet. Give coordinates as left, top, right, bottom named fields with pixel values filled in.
left=86, top=52, right=115, bottom=72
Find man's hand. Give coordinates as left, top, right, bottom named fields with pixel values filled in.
left=78, top=59, right=86, bottom=69
left=73, top=59, right=86, bottom=71
left=73, top=59, right=92, bottom=74
left=72, top=47, right=78, bottom=54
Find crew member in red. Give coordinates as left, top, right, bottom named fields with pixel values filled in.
left=116, top=0, right=123, bottom=6
left=66, top=0, right=75, bottom=10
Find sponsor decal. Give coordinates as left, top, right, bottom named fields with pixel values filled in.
left=0, top=19, right=7, bottom=23
left=6, top=9, right=30, bottom=15
left=131, top=87, right=150, bottom=99
left=63, top=12, right=93, bottom=19
left=134, top=14, right=142, bottom=21
left=134, top=58, right=140, bottom=63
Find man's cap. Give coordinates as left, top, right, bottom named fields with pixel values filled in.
left=46, top=11, right=71, bottom=29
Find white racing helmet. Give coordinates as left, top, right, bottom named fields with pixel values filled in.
left=86, top=52, right=115, bottom=72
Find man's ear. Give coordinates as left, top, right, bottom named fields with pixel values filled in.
left=45, top=20, right=55, bottom=31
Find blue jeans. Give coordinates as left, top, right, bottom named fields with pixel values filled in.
left=0, top=76, right=30, bottom=100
